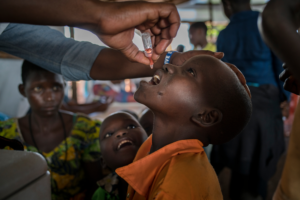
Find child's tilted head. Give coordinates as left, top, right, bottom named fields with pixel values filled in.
left=134, top=55, right=252, bottom=145
left=19, top=60, right=65, bottom=117
left=99, top=112, right=148, bottom=170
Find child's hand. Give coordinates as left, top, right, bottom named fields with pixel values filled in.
left=279, top=63, right=300, bottom=95
left=170, top=51, right=224, bottom=66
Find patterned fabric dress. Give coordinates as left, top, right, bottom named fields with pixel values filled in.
left=92, top=172, right=120, bottom=200
left=0, top=114, right=101, bottom=200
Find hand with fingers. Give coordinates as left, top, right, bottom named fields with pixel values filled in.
left=279, top=63, right=300, bottom=95
left=93, top=1, right=180, bottom=66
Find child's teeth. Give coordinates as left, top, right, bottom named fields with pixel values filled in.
left=153, top=75, right=160, bottom=84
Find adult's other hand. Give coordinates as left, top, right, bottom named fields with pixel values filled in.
left=279, top=63, right=300, bottom=95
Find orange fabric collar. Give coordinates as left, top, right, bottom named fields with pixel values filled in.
left=115, top=135, right=204, bottom=197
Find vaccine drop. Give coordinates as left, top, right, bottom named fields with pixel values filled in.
left=142, top=32, right=154, bottom=69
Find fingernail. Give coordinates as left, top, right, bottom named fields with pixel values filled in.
left=215, top=52, right=223, bottom=56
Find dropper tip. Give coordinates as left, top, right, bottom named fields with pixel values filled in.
left=150, top=64, right=153, bottom=69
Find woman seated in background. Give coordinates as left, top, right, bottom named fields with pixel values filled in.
left=0, top=60, right=103, bottom=200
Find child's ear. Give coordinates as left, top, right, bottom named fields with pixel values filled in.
left=18, top=84, right=26, bottom=97
left=192, top=109, right=223, bottom=128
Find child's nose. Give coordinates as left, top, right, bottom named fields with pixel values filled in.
left=115, top=130, right=127, bottom=138
left=164, top=64, right=175, bottom=74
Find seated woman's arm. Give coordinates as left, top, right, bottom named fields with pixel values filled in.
left=60, top=97, right=113, bottom=115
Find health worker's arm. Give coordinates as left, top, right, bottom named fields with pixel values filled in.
left=89, top=50, right=223, bottom=80
left=0, top=0, right=180, bottom=65
left=0, top=23, right=103, bottom=81
left=0, top=23, right=223, bottom=81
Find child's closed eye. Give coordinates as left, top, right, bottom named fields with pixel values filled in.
left=187, top=68, right=195, bottom=76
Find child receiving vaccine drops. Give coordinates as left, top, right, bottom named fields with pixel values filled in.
left=92, top=111, right=148, bottom=200
left=116, top=55, right=252, bottom=199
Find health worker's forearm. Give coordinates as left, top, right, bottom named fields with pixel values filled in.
left=90, top=48, right=168, bottom=80
left=89, top=49, right=223, bottom=80
left=0, top=0, right=100, bottom=28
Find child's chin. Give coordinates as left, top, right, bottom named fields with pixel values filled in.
left=134, top=90, right=145, bottom=104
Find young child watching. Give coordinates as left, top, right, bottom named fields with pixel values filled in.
left=116, top=55, right=252, bottom=199
left=92, top=111, right=148, bottom=200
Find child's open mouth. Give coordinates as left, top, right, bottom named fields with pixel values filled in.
left=150, top=75, right=161, bottom=85
left=117, top=139, right=134, bottom=150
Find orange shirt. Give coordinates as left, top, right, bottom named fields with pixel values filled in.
left=116, top=135, right=223, bottom=200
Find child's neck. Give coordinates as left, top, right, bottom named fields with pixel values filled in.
left=150, top=113, right=208, bottom=153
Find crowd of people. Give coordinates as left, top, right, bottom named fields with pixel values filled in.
left=1, top=0, right=300, bottom=199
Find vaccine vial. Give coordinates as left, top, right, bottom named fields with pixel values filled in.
left=142, top=32, right=154, bottom=69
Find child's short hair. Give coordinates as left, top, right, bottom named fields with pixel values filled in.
left=21, top=60, right=48, bottom=84
left=120, top=110, right=139, bottom=120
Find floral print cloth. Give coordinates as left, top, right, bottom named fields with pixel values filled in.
left=92, top=172, right=120, bottom=200
left=0, top=114, right=101, bottom=200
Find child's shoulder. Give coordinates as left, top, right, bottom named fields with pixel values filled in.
left=164, top=152, right=219, bottom=186
left=156, top=152, right=222, bottom=199
left=170, top=151, right=210, bottom=172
